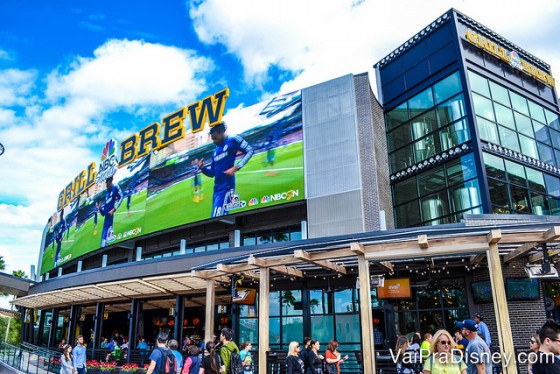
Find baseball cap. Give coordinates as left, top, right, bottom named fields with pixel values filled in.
left=209, top=122, right=226, bottom=134
left=474, top=313, right=484, bottom=320
left=456, top=319, right=478, bottom=331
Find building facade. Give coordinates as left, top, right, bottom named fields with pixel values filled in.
left=5, top=8, right=560, bottom=374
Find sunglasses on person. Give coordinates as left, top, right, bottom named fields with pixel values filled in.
left=438, top=340, right=451, bottom=345
left=530, top=339, right=537, bottom=344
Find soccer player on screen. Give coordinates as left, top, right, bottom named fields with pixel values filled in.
left=98, top=176, right=123, bottom=247
left=198, top=122, right=254, bottom=218
left=192, top=159, right=204, bottom=203
left=54, top=210, right=67, bottom=265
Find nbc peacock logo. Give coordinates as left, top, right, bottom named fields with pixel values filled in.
left=97, top=138, right=119, bottom=185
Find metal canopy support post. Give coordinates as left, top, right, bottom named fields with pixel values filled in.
left=37, top=310, right=46, bottom=346
left=352, top=243, right=375, bottom=374
left=486, top=230, right=517, bottom=374
left=127, top=299, right=141, bottom=363
left=93, top=302, right=105, bottom=358
left=204, top=280, right=216, bottom=345
left=48, top=308, right=59, bottom=348
left=67, top=305, right=79, bottom=345
left=21, top=307, right=27, bottom=343
left=258, top=267, right=270, bottom=374
left=174, top=295, right=185, bottom=346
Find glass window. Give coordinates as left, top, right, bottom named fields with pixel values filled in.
left=311, top=315, right=334, bottom=343
left=504, top=160, right=527, bottom=187
left=434, top=72, right=462, bottom=104
left=408, top=87, right=434, bottom=117
left=519, top=135, right=539, bottom=159
left=334, top=289, right=359, bottom=313
left=498, top=126, right=520, bottom=152
left=526, top=168, right=546, bottom=193
left=440, top=119, right=470, bottom=150
left=510, top=91, right=529, bottom=116
left=547, top=197, right=560, bottom=215
left=393, top=177, right=418, bottom=205
left=207, top=243, right=219, bottom=251
left=417, top=288, right=441, bottom=309
left=450, top=180, right=481, bottom=213
left=550, top=129, right=560, bottom=149
left=418, top=166, right=445, bottom=196
left=494, top=103, right=515, bottom=130
left=310, top=290, right=329, bottom=314
left=420, top=192, right=449, bottom=223
left=533, top=122, right=550, bottom=144
left=488, top=179, right=510, bottom=210
left=220, top=241, right=229, bottom=249
left=531, top=193, right=548, bottom=215
left=545, top=108, right=560, bottom=130
left=538, top=143, right=556, bottom=165
left=269, top=291, right=280, bottom=316
left=484, top=153, right=506, bottom=180
left=387, top=102, right=408, bottom=131
left=476, top=117, right=499, bottom=144
left=281, top=290, right=302, bottom=316
left=388, top=124, right=412, bottom=152
left=390, top=145, right=414, bottom=172
left=468, top=71, right=490, bottom=97
left=269, top=317, right=281, bottom=348
left=528, top=101, right=546, bottom=124
left=489, top=81, right=510, bottom=107
left=336, top=315, right=361, bottom=342
left=472, top=93, right=495, bottom=122
left=290, top=231, right=302, bottom=241
left=437, top=95, right=466, bottom=127
left=282, top=316, right=303, bottom=344
left=411, top=110, right=437, bottom=139
left=514, top=112, right=533, bottom=137
left=510, top=185, right=530, bottom=213
left=447, top=153, right=477, bottom=186
left=243, top=237, right=257, bottom=246
left=413, top=135, right=438, bottom=162
left=239, top=318, right=258, bottom=345
left=544, top=174, right=560, bottom=197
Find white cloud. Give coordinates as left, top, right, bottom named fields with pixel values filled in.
left=0, top=39, right=215, bottom=278
left=190, top=0, right=560, bottom=96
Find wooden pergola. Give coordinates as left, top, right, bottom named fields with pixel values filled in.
left=13, top=222, right=560, bottom=374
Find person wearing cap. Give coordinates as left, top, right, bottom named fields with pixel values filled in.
left=198, top=122, right=254, bottom=218
left=456, top=319, right=492, bottom=374
left=473, top=313, right=491, bottom=348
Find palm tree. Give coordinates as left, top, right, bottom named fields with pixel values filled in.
left=0, top=255, right=5, bottom=271
left=11, top=270, right=26, bottom=279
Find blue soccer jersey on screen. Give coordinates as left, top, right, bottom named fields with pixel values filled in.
left=99, top=184, right=123, bottom=247
left=201, top=135, right=253, bottom=217
left=54, top=217, right=67, bottom=263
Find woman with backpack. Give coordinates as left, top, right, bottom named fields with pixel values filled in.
left=394, top=336, right=415, bottom=374
left=182, top=344, right=201, bottom=374
left=422, top=329, right=466, bottom=374
left=199, top=341, right=224, bottom=374
left=239, top=341, right=254, bottom=374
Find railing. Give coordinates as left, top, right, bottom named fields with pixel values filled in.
left=0, top=342, right=62, bottom=374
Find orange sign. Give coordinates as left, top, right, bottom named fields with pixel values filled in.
left=377, top=278, right=411, bottom=299
left=232, top=288, right=257, bottom=305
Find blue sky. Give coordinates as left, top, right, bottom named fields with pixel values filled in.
left=1, top=0, right=560, bottom=307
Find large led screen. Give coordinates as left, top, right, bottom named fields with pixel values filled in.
left=40, top=90, right=304, bottom=274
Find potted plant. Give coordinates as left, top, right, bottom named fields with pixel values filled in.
left=120, top=363, right=139, bottom=374
left=86, top=360, right=101, bottom=374
left=100, top=361, right=117, bottom=374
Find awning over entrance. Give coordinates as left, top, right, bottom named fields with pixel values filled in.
left=12, top=272, right=211, bottom=310
left=0, top=272, right=33, bottom=297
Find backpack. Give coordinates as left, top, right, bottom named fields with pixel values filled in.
left=156, top=347, right=177, bottom=374
left=222, top=345, right=244, bottom=374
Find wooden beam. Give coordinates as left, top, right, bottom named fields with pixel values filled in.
left=377, top=261, right=394, bottom=272
left=258, top=267, right=270, bottom=374
left=504, top=242, right=539, bottom=263
left=294, top=250, right=348, bottom=275
left=544, top=226, right=560, bottom=241
left=190, top=270, right=231, bottom=283
left=248, top=256, right=304, bottom=277
left=217, top=263, right=258, bottom=274
left=487, top=241, right=516, bottom=373
left=364, top=242, right=489, bottom=261
left=350, top=242, right=365, bottom=255
left=418, top=235, right=429, bottom=249
left=356, top=253, right=375, bottom=374
left=487, top=229, right=502, bottom=244
left=204, top=280, right=215, bottom=345
left=470, top=254, right=485, bottom=265
left=529, top=247, right=560, bottom=263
